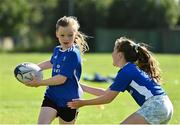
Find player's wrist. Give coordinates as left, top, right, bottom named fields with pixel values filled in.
left=81, top=100, right=88, bottom=107
left=39, top=80, right=48, bottom=86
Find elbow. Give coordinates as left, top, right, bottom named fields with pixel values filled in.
left=56, top=75, right=67, bottom=84
left=105, top=98, right=113, bottom=104
left=62, top=77, right=67, bottom=83
left=102, top=97, right=113, bottom=104
left=105, top=94, right=116, bottom=104
left=101, top=90, right=107, bottom=95
left=61, top=77, right=67, bottom=84
left=95, top=89, right=106, bottom=96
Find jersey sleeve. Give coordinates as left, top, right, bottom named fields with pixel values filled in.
left=109, top=68, right=132, bottom=92
left=60, top=51, right=78, bottom=78
left=50, top=47, right=58, bottom=64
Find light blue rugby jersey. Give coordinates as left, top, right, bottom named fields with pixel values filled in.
left=45, top=44, right=83, bottom=107
left=109, top=62, right=166, bottom=106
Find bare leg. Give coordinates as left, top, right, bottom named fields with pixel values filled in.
left=38, top=107, right=57, bottom=124
left=121, top=112, right=149, bottom=124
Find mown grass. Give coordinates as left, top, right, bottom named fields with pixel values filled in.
left=0, top=53, right=180, bottom=124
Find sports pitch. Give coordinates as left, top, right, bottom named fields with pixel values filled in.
left=0, top=53, right=180, bottom=124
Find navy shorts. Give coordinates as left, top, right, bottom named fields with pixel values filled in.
left=41, top=96, right=78, bottom=122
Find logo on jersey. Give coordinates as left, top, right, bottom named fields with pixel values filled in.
left=54, top=55, right=57, bottom=59
left=53, top=64, right=61, bottom=73
left=57, top=64, right=60, bottom=68
left=63, top=56, right=66, bottom=62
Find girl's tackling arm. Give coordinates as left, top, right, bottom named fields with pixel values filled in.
left=68, top=89, right=119, bottom=109
left=81, top=84, right=106, bottom=96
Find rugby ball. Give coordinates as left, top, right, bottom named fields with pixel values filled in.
left=14, top=62, right=43, bottom=84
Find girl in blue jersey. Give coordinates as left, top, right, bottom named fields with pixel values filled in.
left=26, top=16, right=89, bottom=124
left=68, top=37, right=173, bottom=124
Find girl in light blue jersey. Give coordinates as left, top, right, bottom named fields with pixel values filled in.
left=26, top=16, right=89, bottom=124
left=68, top=37, right=173, bottom=124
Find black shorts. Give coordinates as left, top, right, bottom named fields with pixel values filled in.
left=41, top=96, right=78, bottom=122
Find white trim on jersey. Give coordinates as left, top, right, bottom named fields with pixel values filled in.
left=73, top=70, right=83, bottom=98
left=130, top=80, right=153, bottom=100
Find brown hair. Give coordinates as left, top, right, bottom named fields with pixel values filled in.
left=115, top=37, right=161, bottom=83
left=56, top=16, right=89, bottom=54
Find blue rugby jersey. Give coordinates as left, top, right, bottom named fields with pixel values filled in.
left=109, top=62, right=166, bottom=106
left=45, top=44, right=83, bottom=107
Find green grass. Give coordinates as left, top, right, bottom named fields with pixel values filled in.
left=0, top=53, right=180, bottom=124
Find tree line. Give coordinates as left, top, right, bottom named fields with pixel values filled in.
left=0, top=0, right=179, bottom=52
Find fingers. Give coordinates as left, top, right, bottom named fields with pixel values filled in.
left=25, top=82, right=36, bottom=87
left=67, top=102, right=77, bottom=109
left=67, top=99, right=81, bottom=109
left=24, top=77, right=39, bottom=87
left=67, top=101, right=78, bottom=109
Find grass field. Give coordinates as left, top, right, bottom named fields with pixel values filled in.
left=0, top=53, right=180, bottom=124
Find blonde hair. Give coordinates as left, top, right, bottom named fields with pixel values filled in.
left=56, top=16, right=89, bottom=54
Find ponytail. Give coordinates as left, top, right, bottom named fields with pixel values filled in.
left=136, top=44, right=161, bottom=83
left=115, top=37, right=161, bottom=83
left=75, top=31, right=89, bottom=54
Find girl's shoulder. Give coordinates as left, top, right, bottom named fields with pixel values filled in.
left=122, top=62, right=136, bottom=71
left=118, top=62, right=139, bottom=77
left=67, top=44, right=80, bottom=54
left=53, top=46, right=61, bottom=52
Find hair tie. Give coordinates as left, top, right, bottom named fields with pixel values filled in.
left=134, top=43, right=140, bottom=53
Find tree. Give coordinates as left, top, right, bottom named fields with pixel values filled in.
left=0, top=0, right=59, bottom=51
left=107, top=0, right=179, bottom=29
left=0, top=0, right=31, bottom=36
left=73, top=0, right=111, bottom=51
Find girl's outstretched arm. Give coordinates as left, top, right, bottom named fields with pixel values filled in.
left=81, top=83, right=106, bottom=96
left=26, top=74, right=67, bottom=87
left=38, top=60, right=52, bottom=70
left=67, top=89, right=119, bottom=109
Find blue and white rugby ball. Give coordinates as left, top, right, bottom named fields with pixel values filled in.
left=14, top=62, right=43, bottom=84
